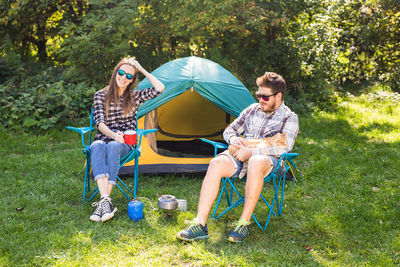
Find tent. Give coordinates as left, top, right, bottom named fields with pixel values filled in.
left=120, top=56, right=256, bottom=175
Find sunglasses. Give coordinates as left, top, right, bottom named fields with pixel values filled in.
left=117, top=69, right=134, bottom=80
left=255, top=92, right=278, bottom=101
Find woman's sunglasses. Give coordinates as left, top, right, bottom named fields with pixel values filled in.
left=117, top=69, right=134, bottom=80
left=255, top=92, right=278, bottom=101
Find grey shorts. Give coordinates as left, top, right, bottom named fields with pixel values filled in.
left=217, top=150, right=285, bottom=179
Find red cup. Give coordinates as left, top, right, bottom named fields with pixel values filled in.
left=124, top=130, right=137, bottom=145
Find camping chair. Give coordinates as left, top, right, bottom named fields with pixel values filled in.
left=66, top=109, right=157, bottom=203
left=200, top=138, right=299, bottom=231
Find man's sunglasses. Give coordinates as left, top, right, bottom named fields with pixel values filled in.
left=117, top=69, right=134, bottom=80
left=255, top=92, right=278, bottom=101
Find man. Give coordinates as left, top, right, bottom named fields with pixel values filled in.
left=176, top=72, right=299, bottom=242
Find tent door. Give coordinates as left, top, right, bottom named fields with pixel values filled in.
left=144, top=109, right=158, bottom=152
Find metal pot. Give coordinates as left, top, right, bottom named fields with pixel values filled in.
left=158, top=195, right=178, bottom=211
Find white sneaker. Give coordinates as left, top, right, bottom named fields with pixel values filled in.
left=100, top=196, right=118, bottom=222
left=89, top=201, right=103, bottom=222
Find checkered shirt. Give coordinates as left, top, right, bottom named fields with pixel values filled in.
left=223, top=102, right=299, bottom=158
left=93, top=87, right=161, bottom=142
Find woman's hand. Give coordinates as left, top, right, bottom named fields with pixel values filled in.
left=128, top=58, right=145, bottom=73
left=128, top=57, right=165, bottom=92
left=114, top=131, right=124, bottom=144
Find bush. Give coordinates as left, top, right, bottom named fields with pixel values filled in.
left=0, top=64, right=96, bottom=132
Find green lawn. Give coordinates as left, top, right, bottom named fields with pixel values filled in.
left=1, top=90, right=399, bottom=266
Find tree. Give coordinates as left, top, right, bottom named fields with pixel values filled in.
left=0, top=0, right=88, bottom=62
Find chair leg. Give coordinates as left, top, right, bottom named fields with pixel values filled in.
left=211, top=178, right=227, bottom=219
left=273, top=170, right=287, bottom=216
left=115, top=182, right=131, bottom=201
left=85, top=159, right=90, bottom=192
left=252, top=213, right=263, bottom=230
left=214, top=178, right=245, bottom=220
left=83, top=172, right=88, bottom=204
left=263, top=203, right=276, bottom=231
left=229, top=179, right=234, bottom=205
left=279, top=174, right=287, bottom=216
left=260, top=193, right=277, bottom=217
left=117, top=176, right=134, bottom=197
left=272, top=176, right=281, bottom=215
left=83, top=154, right=91, bottom=204
left=84, top=153, right=100, bottom=203
left=88, top=188, right=98, bottom=202
left=260, top=192, right=277, bottom=230
left=224, top=180, right=232, bottom=207
left=133, top=156, right=139, bottom=199
left=215, top=197, right=244, bottom=220
left=212, top=175, right=284, bottom=231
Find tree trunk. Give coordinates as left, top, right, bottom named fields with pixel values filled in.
left=36, top=40, right=47, bottom=62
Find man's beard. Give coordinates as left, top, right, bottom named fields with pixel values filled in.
left=261, top=102, right=276, bottom=113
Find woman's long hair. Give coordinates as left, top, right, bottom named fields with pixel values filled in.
left=104, top=57, right=139, bottom=118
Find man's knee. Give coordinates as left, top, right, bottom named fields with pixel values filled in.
left=208, top=155, right=228, bottom=168
left=247, top=155, right=271, bottom=176
left=207, top=156, right=235, bottom=177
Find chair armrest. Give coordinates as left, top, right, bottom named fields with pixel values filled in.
left=137, top=128, right=158, bottom=136
left=136, top=128, right=158, bottom=148
left=277, top=152, right=298, bottom=166
left=282, top=153, right=298, bottom=161
left=66, top=126, right=95, bottom=135
left=119, top=128, right=158, bottom=165
left=66, top=126, right=96, bottom=149
left=200, top=138, right=228, bottom=157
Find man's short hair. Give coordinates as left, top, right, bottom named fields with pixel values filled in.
left=256, top=72, right=286, bottom=97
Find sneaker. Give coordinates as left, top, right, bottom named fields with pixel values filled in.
left=100, top=196, right=118, bottom=222
left=176, top=219, right=209, bottom=241
left=227, top=219, right=250, bottom=243
left=89, top=201, right=103, bottom=222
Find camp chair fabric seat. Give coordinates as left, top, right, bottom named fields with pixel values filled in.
left=200, top=138, right=298, bottom=231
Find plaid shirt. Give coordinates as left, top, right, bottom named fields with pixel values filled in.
left=93, top=87, right=161, bottom=142
left=223, top=102, right=299, bottom=158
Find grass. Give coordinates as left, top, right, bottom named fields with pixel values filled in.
left=1, top=89, right=399, bottom=266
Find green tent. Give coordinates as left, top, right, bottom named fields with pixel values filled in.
left=122, top=56, right=256, bottom=174
left=138, top=56, right=255, bottom=119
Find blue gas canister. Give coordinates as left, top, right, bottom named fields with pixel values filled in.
left=128, top=199, right=143, bottom=221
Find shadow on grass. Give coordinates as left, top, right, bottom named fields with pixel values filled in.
left=357, top=121, right=399, bottom=133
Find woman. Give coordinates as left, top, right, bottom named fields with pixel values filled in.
left=89, top=57, right=165, bottom=222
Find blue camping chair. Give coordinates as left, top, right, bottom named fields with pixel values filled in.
left=200, top=138, right=299, bottom=231
left=67, top=109, right=157, bottom=203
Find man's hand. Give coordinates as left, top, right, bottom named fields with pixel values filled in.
left=231, top=144, right=252, bottom=162
left=114, top=131, right=124, bottom=144
left=229, top=136, right=246, bottom=146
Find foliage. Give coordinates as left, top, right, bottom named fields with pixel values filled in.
left=61, top=0, right=338, bottom=110
left=0, top=0, right=88, bottom=62
left=0, top=92, right=399, bottom=265
left=0, top=61, right=95, bottom=132
left=59, top=0, right=140, bottom=85
left=321, top=0, right=400, bottom=89
left=0, top=0, right=399, bottom=132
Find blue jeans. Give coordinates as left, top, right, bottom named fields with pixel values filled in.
left=90, top=140, right=132, bottom=185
